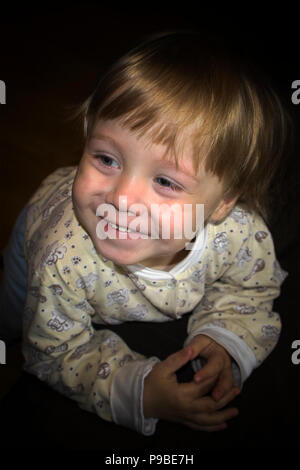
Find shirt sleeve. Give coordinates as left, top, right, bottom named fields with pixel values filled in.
left=185, top=210, right=288, bottom=385
left=22, top=265, right=159, bottom=435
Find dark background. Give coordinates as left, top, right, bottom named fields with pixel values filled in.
left=0, top=1, right=299, bottom=452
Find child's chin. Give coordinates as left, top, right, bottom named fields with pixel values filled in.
left=93, top=243, right=141, bottom=266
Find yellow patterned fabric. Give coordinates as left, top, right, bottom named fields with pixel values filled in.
left=22, top=167, right=286, bottom=431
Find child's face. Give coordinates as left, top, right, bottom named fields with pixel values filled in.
left=72, top=119, right=234, bottom=270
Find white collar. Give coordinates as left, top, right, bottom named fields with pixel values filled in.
left=126, top=225, right=208, bottom=280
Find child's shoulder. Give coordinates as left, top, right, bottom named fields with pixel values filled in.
left=215, top=202, right=269, bottom=234
left=24, top=166, right=82, bottom=273
left=32, top=166, right=77, bottom=197
left=26, top=166, right=77, bottom=213
left=207, top=202, right=272, bottom=256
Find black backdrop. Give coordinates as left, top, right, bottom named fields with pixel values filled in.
left=0, top=1, right=299, bottom=453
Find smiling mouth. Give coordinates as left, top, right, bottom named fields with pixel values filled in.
left=106, top=220, right=135, bottom=233
left=101, top=218, right=151, bottom=237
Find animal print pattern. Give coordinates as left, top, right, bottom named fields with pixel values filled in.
left=22, top=167, right=287, bottom=429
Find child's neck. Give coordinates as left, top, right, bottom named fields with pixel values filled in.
left=141, top=249, right=188, bottom=271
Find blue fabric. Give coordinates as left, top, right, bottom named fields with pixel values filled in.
left=0, top=205, right=28, bottom=344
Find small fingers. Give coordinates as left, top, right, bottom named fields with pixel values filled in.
left=194, top=353, right=232, bottom=383
left=183, top=404, right=239, bottom=430
left=193, top=352, right=236, bottom=403
left=172, top=383, right=240, bottom=432
left=214, top=386, right=240, bottom=410
left=193, top=353, right=224, bottom=384
left=180, top=375, right=217, bottom=400
left=211, top=365, right=234, bottom=401
left=162, top=346, right=193, bottom=376
left=206, top=406, right=239, bottom=425
left=186, top=387, right=240, bottom=415
left=191, top=387, right=240, bottom=417
left=184, top=421, right=228, bottom=432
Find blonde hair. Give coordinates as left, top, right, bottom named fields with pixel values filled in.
left=79, top=31, right=290, bottom=223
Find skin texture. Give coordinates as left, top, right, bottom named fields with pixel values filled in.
left=72, top=119, right=237, bottom=270
left=143, top=344, right=240, bottom=431
left=72, top=118, right=240, bottom=430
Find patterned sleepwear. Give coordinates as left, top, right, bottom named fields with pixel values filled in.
left=22, top=166, right=287, bottom=435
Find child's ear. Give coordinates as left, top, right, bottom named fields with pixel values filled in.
left=209, top=194, right=239, bottom=223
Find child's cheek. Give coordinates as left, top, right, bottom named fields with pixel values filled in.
left=151, top=203, right=191, bottom=240
left=72, top=169, right=92, bottom=208
left=73, top=165, right=98, bottom=199
left=166, top=203, right=201, bottom=240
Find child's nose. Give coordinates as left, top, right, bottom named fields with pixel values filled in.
left=106, top=174, right=145, bottom=212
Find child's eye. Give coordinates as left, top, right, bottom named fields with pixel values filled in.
left=155, top=177, right=182, bottom=192
left=95, top=154, right=119, bottom=168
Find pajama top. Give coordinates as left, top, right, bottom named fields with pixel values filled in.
left=22, top=166, right=287, bottom=435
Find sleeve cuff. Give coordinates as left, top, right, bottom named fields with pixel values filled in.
left=110, top=357, right=160, bottom=436
left=185, top=325, right=257, bottom=385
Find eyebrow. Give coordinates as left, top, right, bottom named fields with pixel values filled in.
left=155, top=158, right=200, bottom=182
left=89, top=133, right=200, bottom=183
left=89, top=134, right=121, bottom=151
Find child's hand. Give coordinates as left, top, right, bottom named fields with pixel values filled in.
left=188, top=334, right=238, bottom=402
left=143, top=346, right=239, bottom=431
